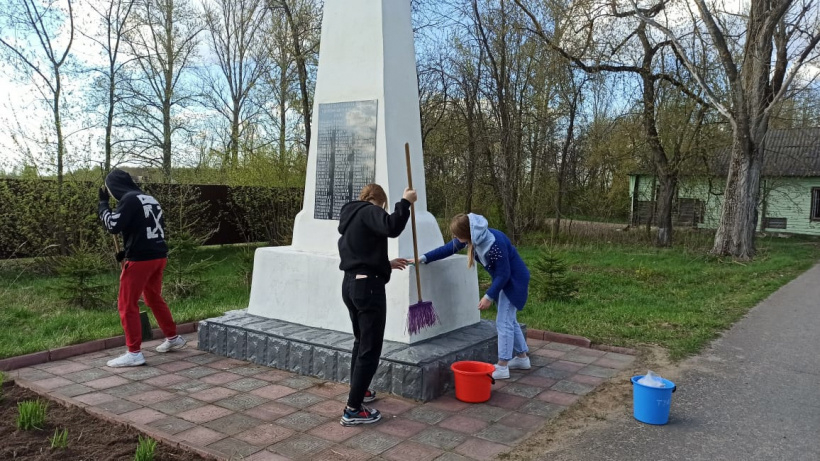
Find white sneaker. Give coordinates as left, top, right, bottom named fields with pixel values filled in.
left=508, top=356, right=531, bottom=370
left=492, top=364, right=510, bottom=380
left=106, top=351, right=146, bottom=368
left=156, top=335, right=187, bottom=353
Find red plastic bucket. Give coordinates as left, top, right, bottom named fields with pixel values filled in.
left=451, top=361, right=496, bottom=403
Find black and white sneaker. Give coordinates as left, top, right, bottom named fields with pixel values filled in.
left=363, top=389, right=377, bottom=403
left=340, top=405, right=382, bottom=426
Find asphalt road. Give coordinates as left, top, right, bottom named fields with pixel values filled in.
left=540, top=263, right=820, bottom=461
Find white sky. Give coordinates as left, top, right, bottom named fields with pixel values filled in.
left=0, top=0, right=222, bottom=174
left=2, top=0, right=818, bottom=174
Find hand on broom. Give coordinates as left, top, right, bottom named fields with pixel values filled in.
left=403, top=187, right=418, bottom=203
left=391, top=258, right=410, bottom=270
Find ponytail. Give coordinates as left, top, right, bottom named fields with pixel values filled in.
left=450, top=213, right=474, bottom=268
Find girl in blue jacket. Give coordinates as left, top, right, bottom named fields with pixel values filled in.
left=417, top=213, right=530, bottom=379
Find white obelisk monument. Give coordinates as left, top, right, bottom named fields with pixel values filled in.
left=247, top=0, right=479, bottom=344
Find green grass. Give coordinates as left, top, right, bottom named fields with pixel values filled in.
left=2, top=236, right=819, bottom=361
left=134, top=435, right=157, bottom=461
left=478, top=235, right=820, bottom=359
left=49, top=428, right=69, bottom=449
left=0, top=245, right=253, bottom=360
left=16, top=399, right=48, bottom=430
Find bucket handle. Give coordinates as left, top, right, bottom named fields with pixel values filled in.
left=487, top=373, right=495, bottom=385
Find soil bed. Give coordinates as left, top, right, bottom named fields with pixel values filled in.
left=1, top=382, right=204, bottom=460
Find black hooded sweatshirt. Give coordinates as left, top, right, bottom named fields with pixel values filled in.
left=338, top=199, right=411, bottom=283
left=99, top=169, right=168, bottom=261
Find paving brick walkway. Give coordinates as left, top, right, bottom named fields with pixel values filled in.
left=10, top=335, right=634, bottom=460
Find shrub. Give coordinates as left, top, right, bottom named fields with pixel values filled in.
left=16, top=399, right=48, bottom=430
left=49, top=428, right=69, bottom=448
left=144, top=182, right=219, bottom=299
left=531, top=250, right=579, bottom=302
left=164, top=232, right=217, bottom=299
left=134, top=435, right=157, bottom=461
left=236, top=245, right=256, bottom=286
left=0, top=178, right=107, bottom=259
left=54, top=242, right=113, bottom=309
left=227, top=186, right=300, bottom=245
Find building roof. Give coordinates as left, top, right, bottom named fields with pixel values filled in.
left=713, top=128, right=820, bottom=177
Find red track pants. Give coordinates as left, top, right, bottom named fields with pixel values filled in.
left=118, top=258, right=177, bottom=352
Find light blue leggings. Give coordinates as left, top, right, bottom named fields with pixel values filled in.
left=496, top=291, right=528, bottom=361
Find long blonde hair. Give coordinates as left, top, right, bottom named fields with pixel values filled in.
left=450, top=213, right=475, bottom=268
left=359, top=184, right=388, bottom=209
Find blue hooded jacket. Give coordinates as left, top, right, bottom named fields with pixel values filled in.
left=421, top=214, right=530, bottom=310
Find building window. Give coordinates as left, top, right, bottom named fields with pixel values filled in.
left=765, top=218, right=787, bottom=229
left=812, top=188, right=820, bottom=221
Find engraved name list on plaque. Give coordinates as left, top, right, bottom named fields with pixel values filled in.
left=313, top=100, right=378, bottom=220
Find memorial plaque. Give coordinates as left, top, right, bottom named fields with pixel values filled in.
left=314, top=100, right=378, bottom=220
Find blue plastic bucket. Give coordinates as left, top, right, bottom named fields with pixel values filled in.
left=631, top=375, right=676, bottom=425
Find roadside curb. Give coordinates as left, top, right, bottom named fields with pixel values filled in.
left=526, top=328, right=639, bottom=355
left=526, top=328, right=592, bottom=347
left=0, top=322, right=199, bottom=371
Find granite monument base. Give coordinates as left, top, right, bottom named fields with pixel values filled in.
left=197, top=310, right=506, bottom=401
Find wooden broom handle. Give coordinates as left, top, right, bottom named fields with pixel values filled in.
left=112, top=235, right=123, bottom=270
left=405, top=143, right=423, bottom=302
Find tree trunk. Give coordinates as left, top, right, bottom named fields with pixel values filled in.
left=162, top=100, right=172, bottom=176
left=281, top=0, right=311, bottom=153
left=710, top=127, right=762, bottom=259
left=655, top=173, right=676, bottom=247
left=636, top=26, right=676, bottom=247
left=646, top=176, right=656, bottom=236
left=54, top=76, right=67, bottom=254
left=553, top=88, right=579, bottom=239
left=231, top=99, right=241, bottom=167
left=630, top=174, right=640, bottom=227
left=162, top=2, right=174, bottom=177
left=711, top=21, right=772, bottom=259
left=279, top=70, right=288, bottom=162
left=106, top=71, right=115, bottom=170
left=464, top=118, right=476, bottom=212
left=701, top=0, right=787, bottom=258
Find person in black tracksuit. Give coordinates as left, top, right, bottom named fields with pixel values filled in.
left=99, top=169, right=187, bottom=368
left=337, top=183, right=417, bottom=426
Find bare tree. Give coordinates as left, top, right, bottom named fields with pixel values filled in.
left=82, top=0, right=136, bottom=170
left=202, top=0, right=269, bottom=168
left=0, top=0, right=75, bottom=251
left=514, top=0, right=717, bottom=247
left=471, top=0, right=540, bottom=242
left=267, top=0, right=320, bottom=153
left=553, top=73, right=584, bottom=238
left=419, top=0, right=567, bottom=235
left=0, top=0, right=75, bottom=186
left=122, top=0, right=203, bottom=176
left=628, top=0, right=820, bottom=258
left=258, top=9, right=298, bottom=163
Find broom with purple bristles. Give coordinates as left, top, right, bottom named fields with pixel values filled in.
left=405, top=143, right=439, bottom=335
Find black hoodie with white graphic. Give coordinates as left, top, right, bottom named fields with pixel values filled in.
left=337, top=199, right=411, bottom=283
left=99, top=169, right=168, bottom=261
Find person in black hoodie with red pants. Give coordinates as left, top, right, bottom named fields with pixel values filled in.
left=337, top=183, right=417, bottom=426
left=99, top=169, right=186, bottom=368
